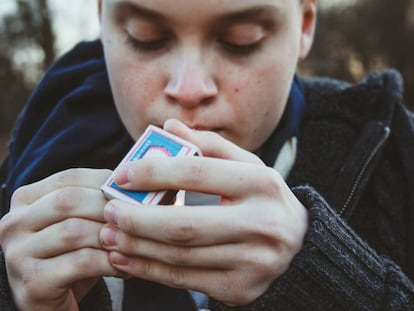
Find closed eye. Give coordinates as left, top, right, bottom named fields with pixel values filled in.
left=126, top=34, right=170, bottom=52
left=218, top=39, right=262, bottom=56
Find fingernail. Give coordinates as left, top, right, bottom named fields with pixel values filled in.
left=114, top=164, right=130, bottom=186
left=110, top=252, right=129, bottom=266
left=101, top=226, right=118, bottom=246
left=104, top=202, right=119, bottom=224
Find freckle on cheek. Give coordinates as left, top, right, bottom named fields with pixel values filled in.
left=234, top=88, right=239, bottom=93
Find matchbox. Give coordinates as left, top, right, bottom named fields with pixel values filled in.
left=101, top=125, right=201, bottom=205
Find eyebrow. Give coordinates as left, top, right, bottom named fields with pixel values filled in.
left=217, top=5, right=284, bottom=26
left=112, top=1, right=283, bottom=27
left=112, top=1, right=168, bottom=23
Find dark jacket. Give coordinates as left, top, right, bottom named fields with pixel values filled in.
left=1, top=41, right=414, bottom=310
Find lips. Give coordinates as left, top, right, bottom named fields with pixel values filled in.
left=190, top=125, right=224, bottom=133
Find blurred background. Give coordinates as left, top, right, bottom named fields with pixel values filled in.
left=0, top=0, right=414, bottom=160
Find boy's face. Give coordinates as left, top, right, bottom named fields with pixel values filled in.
left=99, top=0, right=316, bottom=152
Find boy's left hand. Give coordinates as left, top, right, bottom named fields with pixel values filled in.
left=99, top=119, right=309, bottom=306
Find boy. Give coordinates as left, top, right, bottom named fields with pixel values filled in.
left=1, top=0, right=414, bottom=310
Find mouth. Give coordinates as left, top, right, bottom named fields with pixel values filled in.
left=190, top=125, right=225, bottom=133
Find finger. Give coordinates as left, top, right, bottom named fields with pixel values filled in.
left=113, top=156, right=278, bottom=199
left=163, top=118, right=263, bottom=164
left=108, top=251, right=224, bottom=290
left=26, top=218, right=104, bottom=258
left=104, top=201, right=246, bottom=246
left=107, top=252, right=262, bottom=305
left=19, top=186, right=108, bottom=231
left=12, top=168, right=112, bottom=206
left=101, top=225, right=272, bottom=270
left=23, top=248, right=125, bottom=298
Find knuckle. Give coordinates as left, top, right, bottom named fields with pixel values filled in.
left=60, top=218, right=85, bottom=246
left=11, top=186, right=31, bottom=205
left=164, top=218, right=196, bottom=243
left=55, top=168, right=87, bottom=187
left=244, top=251, right=278, bottom=275
left=174, top=159, right=203, bottom=185
left=224, top=274, right=259, bottom=306
left=0, top=213, right=16, bottom=241
left=73, top=249, right=96, bottom=270
left=140, top=260, right=154, bottom=278
left=185, top=163, right=205, bottom=185
left=53, top=188, right=78, bottom=213
left=60, top=168, right=80, bottom=184
left=4, top=245, right=25, bottom=275
left=187, top=162, right=204, bottom=179
left=255, top=169, right=283, bottom=197
left=167, top=266, right=186, bottom=288
left=165, top=246, right=191, bottom=265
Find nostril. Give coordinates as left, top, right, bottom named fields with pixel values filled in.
left=164, top=82, right=217, bottom=108
left=164, top=60, right=218, bottom=108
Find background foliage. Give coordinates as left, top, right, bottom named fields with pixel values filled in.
left=1, top=0, right=414, bottom=158
left=302, top=0, right=414, bottom=107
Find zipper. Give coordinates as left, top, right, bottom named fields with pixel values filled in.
left=339, top=125, right=391, bottom=216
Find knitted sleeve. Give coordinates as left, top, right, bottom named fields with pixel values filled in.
left=209, top=186, right=414, bottom=311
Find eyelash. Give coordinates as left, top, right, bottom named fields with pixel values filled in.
left=126, top=34, right=261, bottom=57
left=217, top=39, right=262, bottom=56
left=126, top=35, right=169, bottom=52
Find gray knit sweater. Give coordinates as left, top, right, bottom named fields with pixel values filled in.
left=210, top=70, right=414, bottom=310
left=1, top=70, right=414, bottom=310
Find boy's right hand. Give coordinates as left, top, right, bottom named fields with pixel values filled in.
left=0, top=168, right=125, bottom=311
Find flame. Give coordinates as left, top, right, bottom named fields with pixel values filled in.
left=174, top=190, right=185, bottom=206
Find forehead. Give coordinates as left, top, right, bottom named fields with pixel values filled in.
left=105, top=0, right=297, bottom=25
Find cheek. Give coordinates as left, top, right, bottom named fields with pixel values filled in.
left=226, top=63, right=292, bottom=151
left=109, top=59, right=165, bottom=138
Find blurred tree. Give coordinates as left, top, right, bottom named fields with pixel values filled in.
left=0, top=54, right=28, bottom=136
left=301, top=0, right=414, bottom=109
left=0, top=0, right=55, bottom=135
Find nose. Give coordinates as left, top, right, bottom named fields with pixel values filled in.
left=164, top=53, right=218, bottom=108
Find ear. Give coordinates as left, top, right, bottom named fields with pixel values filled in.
left=299, top=0, right=317, bottom=59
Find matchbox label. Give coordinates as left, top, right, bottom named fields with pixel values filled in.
left=101, top=125, right=201, bottom=205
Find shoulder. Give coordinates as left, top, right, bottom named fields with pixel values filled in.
left=38, top=40, right=107, bottom=93
left=48, top=39, right=105, bottom=72
left=300, top=69, right=405, bottom=125
left=301, top=69, right=403, bottom=100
